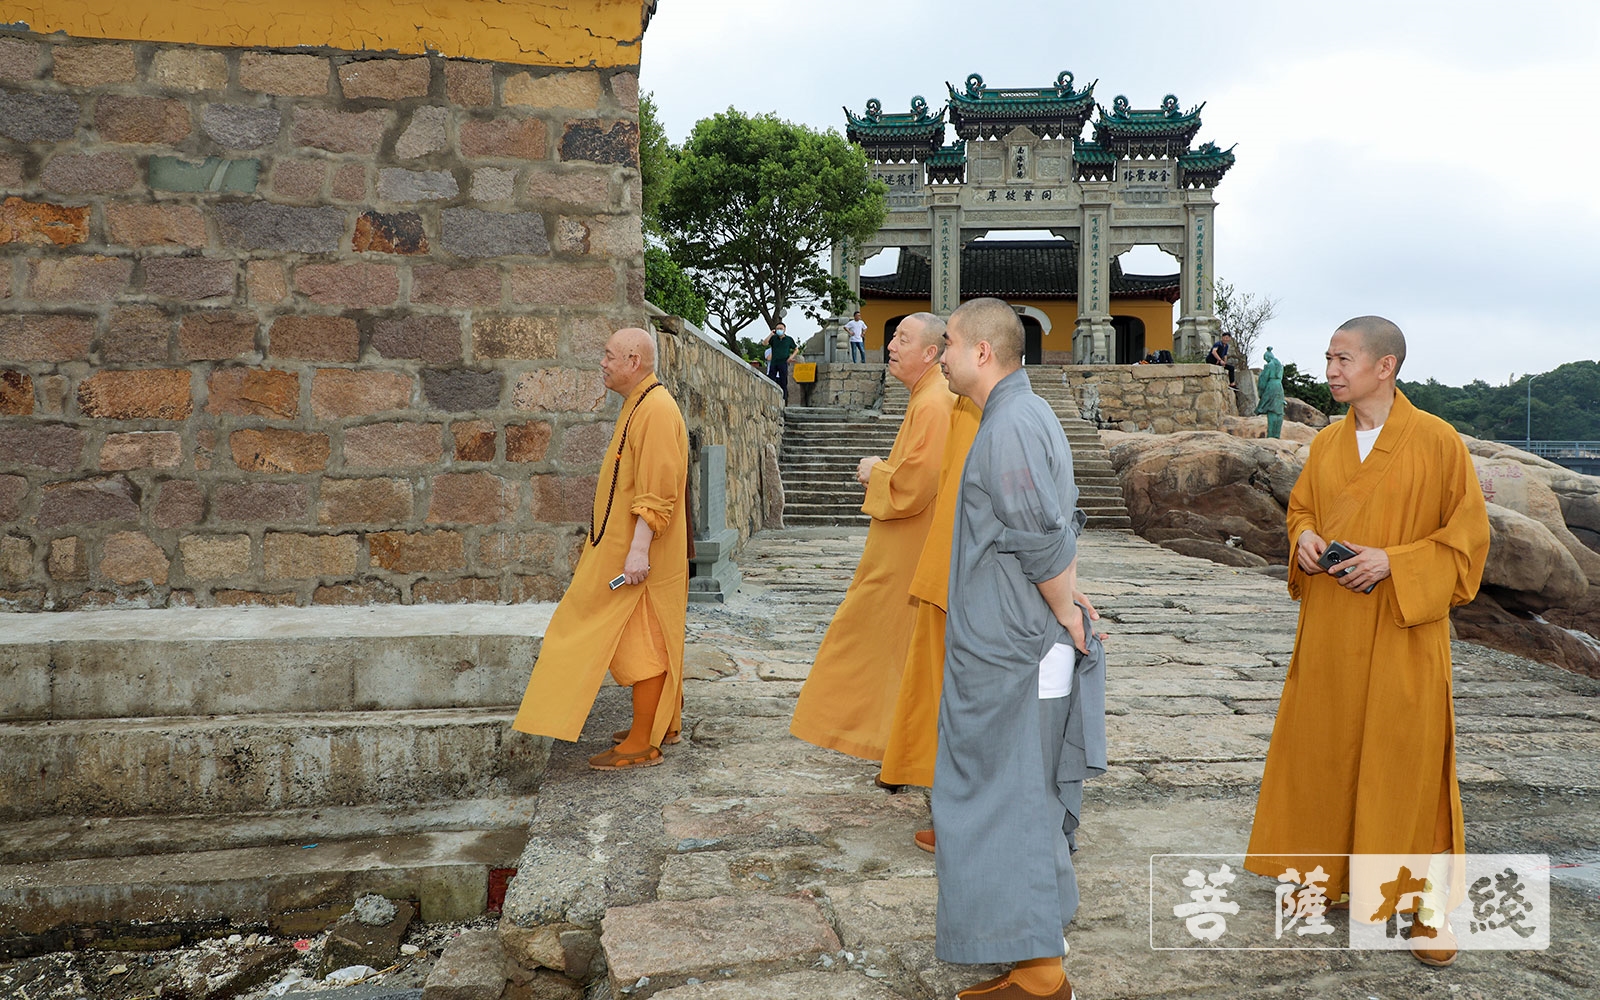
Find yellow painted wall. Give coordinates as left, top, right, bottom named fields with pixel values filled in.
left=0, top=0, right=648, bottom=66
left=858, top=297, right=1175, bottom=357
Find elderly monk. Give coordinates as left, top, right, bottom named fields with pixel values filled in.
left=1245, top=316, right=1489, bottom=968
left=789, top=312, right=956, bottom=761
left=512, top=327, right=689, bottom=771
left=877, top=394, right=980, bottom=845
left=934, top=298, right=1105, bottom=1000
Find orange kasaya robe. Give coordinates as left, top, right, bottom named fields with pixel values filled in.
left=1245, top=390, right=1489, bottom=899
left=512, top=373, right=689, bottom=746
left=878, top=396, right=982, bottom=787
left=789, top=365, right=957, bottom=760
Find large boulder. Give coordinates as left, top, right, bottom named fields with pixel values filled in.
left=1480, top=503, right=1589, bottom=610
left=1284, top=397, right=1329, bottom=428
left=1463, top=436, right=1600, bottom=552
left=1219, top=415, right=1318, bottom=443
left=1475, top=457, right=1600, bottom=589
left=1103, top=430, right=1307, bottom=563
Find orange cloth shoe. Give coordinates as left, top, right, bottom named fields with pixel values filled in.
left=913, top=829, right=935, bottom=853
left=1409, top=920, right=1458, bottom=967
left=587, top=746, right=663, bottom=771
left=955, top=971, right=1073, bottom=999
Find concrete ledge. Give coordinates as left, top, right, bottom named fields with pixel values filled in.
left=0, top=829, right=526, bottom=959
left=1, top=604, right=555, bottom=721
left=0, top=709, right=549, bottom=820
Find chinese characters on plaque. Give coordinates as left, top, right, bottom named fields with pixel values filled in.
left=1150, top=855, right=1550, bottom=951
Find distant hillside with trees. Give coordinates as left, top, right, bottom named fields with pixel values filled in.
left=1402, top=361, right=1600, bottom=441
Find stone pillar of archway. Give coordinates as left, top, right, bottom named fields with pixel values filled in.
left=1175, top=198, right=1220, bottom=358
left=1073, top=195, right=1115, bottom=363
left=930, top=195, right=962, bottom=316
left=831, top=241, right=863, bottom=308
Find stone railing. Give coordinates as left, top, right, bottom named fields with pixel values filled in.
left=650, top=309, right=783, bottom=545
left=1062, top=363, right=1238, bottom=432
left=0, top=31, right=644, bottom=611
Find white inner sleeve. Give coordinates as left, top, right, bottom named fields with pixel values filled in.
left=1038, top=641, right=1075, bottom=700
left=1355, top=424, right=1383, bottom=462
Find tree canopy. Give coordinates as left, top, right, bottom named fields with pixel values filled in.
left=1402, top=361, right=1600, bottom=441
left=657, top=108, right=887, bottom=350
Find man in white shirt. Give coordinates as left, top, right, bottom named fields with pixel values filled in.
left=844, top=310, right=868, bottom=363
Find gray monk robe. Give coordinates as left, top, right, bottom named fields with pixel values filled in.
left=933, top=368, right=1108, bottom=965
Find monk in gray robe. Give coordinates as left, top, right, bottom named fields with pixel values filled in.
left=933, top=297, right=1107, bottom=1000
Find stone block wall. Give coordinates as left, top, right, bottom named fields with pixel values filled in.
left=0, top=30, right=644, bottom=610
left=807, top=363, right=885, bottom=411
left=652, top=312, right=782, bottom=545
left=1063, top=363, right=1238, bottom=433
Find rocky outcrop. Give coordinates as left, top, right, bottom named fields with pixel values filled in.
left=1103, top=430, right=1306, bottom=564
left=1284, top=397, right=1329, bottom=428
left=1219, top=415, right=1318, bottom=443
left=1104, top=427, right=1600, bottom=676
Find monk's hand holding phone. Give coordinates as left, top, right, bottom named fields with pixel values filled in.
left=1319, top=539, right=1387, bottom=594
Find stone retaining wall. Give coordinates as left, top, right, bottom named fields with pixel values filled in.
left=0, top=30, right=644, bottom=610
left=652, top=312, right=782, bottom=545
left=1063, top=363, right=1238, bottom=432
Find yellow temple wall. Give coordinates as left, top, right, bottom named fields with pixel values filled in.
left=858, top=297, right=1175, bottom=358
left=0, top=0, right=647, bottom=65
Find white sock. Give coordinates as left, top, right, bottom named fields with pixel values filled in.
left=1417, top=852, right=1452, bottom=929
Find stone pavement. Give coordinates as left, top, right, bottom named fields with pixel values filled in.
left=503, top=526, right=1599, bottom=1000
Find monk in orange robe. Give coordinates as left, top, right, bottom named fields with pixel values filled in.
left=512, top=327, right=689, bottom=770
left=878, top=395, right=981, bottom=800
left=790, top=312, right=956, bottom=761
left=1245, top=316, right=1489, bottom=967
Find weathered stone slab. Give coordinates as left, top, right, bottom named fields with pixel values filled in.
left=649, top=970, right=902, bottom=1000
left=1145, top=760, right=1265, bottom=789
left=600, top=896, right=840, bottom=987
left=822, top=877, right=936, bottom=947
left=683, top=741, right=881, bottom=797
left=663, top=794, right=924, bottom=842
left=1107, top=714, right=1272, bottom=764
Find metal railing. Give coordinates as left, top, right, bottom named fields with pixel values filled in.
left=1494, top=441, right=1600, bottom=459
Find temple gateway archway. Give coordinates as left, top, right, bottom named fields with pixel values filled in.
left=837, top=73, right=1235, bottom=363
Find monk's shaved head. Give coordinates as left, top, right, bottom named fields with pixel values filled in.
left=1336, top=315, right=1406, bottom=377
left=950, top=298, right=1024, bottom=372
left=611, top=326, right=656, bottom=368
left=601, top=326, right=657, bottom=395
left=903, top=311, right=946, bottom=348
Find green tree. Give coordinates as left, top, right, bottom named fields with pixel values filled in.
left=644, top=246, right=706, bottom=327
left=1281, top=362, right=1340, bottom=417
left=1400, top=361, right=1600, bottom=441
left=638, top=92, right=673, bottom=236
left=1212, top=279, right=1278, bottom=370
left=658, top=108, right=888, bottom=351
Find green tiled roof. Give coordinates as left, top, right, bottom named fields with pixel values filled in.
left=947, top=71, right=1097, bottom=141
left=1177, top=142, right=1237, bottom=188
left=1093, top=94, right=1204, bottom=158
left=844, top=96, right=947, bottom=163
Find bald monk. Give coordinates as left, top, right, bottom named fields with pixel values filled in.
left=878, top=393, right=980, bottom=846
left=512, top=327, right=689, bottom=770
left=789, top=312, right=956, bottom=761
left=1245, top=316, right=1489, bottom=967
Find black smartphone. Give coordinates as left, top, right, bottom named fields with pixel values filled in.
left=1318, top=541, right=1375, bottom=593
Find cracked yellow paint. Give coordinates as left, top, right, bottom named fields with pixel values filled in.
left=2, top=0, right=647, bottom=66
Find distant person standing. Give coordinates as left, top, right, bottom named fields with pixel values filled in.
left=1207, top=331, right=1238, bottom=390
left=764, top=322, right=798, bottom=403
left=844, top=310, right=868, bottom=363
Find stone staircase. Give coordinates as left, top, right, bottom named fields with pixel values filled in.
left=0, top=605, right=552, bottom=956
left=786, top=368, right=1131, bottom=530
left=778, top=407, right=905, bottom=527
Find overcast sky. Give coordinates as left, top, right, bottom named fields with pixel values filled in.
left=639, top=0, right=1599, bottom=385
